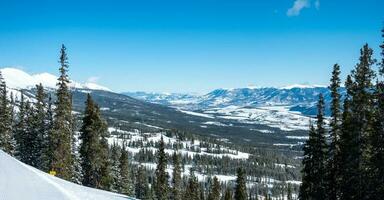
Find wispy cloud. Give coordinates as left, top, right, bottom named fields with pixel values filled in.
left=87, top=76, right=99, bottom=83
left=286, top=0, right=319, bottom=17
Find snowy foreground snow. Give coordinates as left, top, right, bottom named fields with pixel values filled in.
left=0, top=150, right=134, bottom=200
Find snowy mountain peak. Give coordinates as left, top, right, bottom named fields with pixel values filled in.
left=0, top=67, right=111, bottom=92
left=279, top=84, right=327, bottom=90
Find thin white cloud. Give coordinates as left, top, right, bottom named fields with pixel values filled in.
left=287, top=0, right=310, bottom=16
left=87, top=76, right=99, bottom=83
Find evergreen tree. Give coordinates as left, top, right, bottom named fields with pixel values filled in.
left=50, top=44, right=74, bottom=180
left=368, top=27, right=384, bottom=199
left=117, top=147, right=134, bottom=195
left=171, top=152, right=182, bottom=200
left=326, top=64, right=342, bottom=200
left=207, top=176, right=221, bottom=200
left=223, top=187, right=233, bottom=200
left=234, top=168, right=247, bottom=200
left=43, top=94, right=54, bottom=171
left=14, top=93, right=27, bottom=159
left=0, top=71, right=14, bottom=154
left=338, top=75, right=355, bottom=200
left=184, top=172, right=200, bottom=200
left=344, top=44, right=376, bottom=200
left=135, top=165, right=151, bottom=199
left=287, top=183, right=292, bottom=200
left=79, top=94, right=111, bottom=189
left=110, top=142, right=121, bottom=192
left=155, top=136, right=169, bottom=200
left=300, top=94, right=328, bottom=200
left=34, top=84, right=48, bottom=170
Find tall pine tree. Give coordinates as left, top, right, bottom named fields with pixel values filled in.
left=155, top=136, right=169, bottom=200
left=207, top=176, right=221, bottom=200
left=299, top=94, right=327, bottom=200
left=171, top=152, right=182, bottom=200
left=0, top=71, right=14, bottom=155
left=326, top=64, right=342, bottom=200
left=79, top=94, right=111, bottom=189
left=50, top=44, right=74, bottom=180
left=234, top=168, right=247, bottom=200
left=368, top=27, right=384, bottom=199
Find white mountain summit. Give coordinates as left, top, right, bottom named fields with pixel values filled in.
left=0, top=68, right=111, bottom=92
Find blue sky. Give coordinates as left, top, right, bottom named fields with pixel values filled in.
left=0, top=0, right=383, bottom=93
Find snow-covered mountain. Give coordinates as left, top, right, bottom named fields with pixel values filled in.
left=124, top=86, right=344, bottom=116
left=0, top=68, right=111, bottom=92
left=0, top=150, right=134, bottom=200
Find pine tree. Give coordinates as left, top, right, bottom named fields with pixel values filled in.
left=299, top=94, right=328, bottom=200
left=155, top=136, right=169, bottom=200
left=368, top=27, right=384, bottom=199
left=135, top=165, right=151, bottom=199
left=207, top=176, right=220, bottom=200
left=338, top=75, right=355, bottom=200
left=326, top=64, right=342, bottom=200
left=223, top=187, right=233, bottom=200
left=110, top=142, right=121, bottom=192
left=171, top=152, right=182, bottom=200
left=50, top=44, right=74, bottom=180
left=14, top=93, right=27, bottom=159
left=287, top=183, right=292, bottom=200
left=117, top=147, right=134, bottom=195
left=34, top=84, right=48, bottom=170
left=79, top=94, right=111, bottom=189
left=345, top=44, right=376, bottom=200
left=0, top=71, right=14, bottom=155
left=184, top=172, right=200, bottom=200
left=43, top=94, right=54, bottom=172
left=234, top=168, right=247, bottom=200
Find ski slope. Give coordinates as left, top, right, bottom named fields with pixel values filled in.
left=0, top=150, right=134, bottom=200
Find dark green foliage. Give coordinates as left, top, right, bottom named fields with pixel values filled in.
left=79, top=94, right=111, bottom=189
left=299, top=94, right=327, bottom=200
left=368, top=27, right=384, bottom=199
left=326, top=64, right=342, bottom=200
left=155, top=136, right=169, bottom=200
left=50, top=44, right=74, bottom=180
left=0, top=71, right=14, bottom=155
left=207, top=176, right=220, bottom=200
left=341, top=44, right=376, bottom=200
left=287, top=183, right=292, bottom=200
left=223, top=187, right=233, bottom=200
left=234, top=168, right=247, bottom=200
left=117, top=147, right=134, bottom=195
left=171, top=152, right=182, bottom=200
left=184, top=172, right=200, bottom=200
left=135, top=165, right=151, bottom=199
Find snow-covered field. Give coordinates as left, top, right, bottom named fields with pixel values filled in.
left=188, top=105, right=312, bottom=131
left=107, top=129, right=250, bottom=160
left=0, top=150, right=135, bottom=200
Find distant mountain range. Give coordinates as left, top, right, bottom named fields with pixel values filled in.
left=1, top=67, right=336, bottom=147
left=124, top=86, right=346, bottom=116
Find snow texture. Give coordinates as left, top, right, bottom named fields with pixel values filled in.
left=0, top=150, right=135, bottom=200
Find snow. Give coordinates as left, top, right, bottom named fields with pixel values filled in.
left=0, top=150, right=134, bottom=200
left=280, top=84, right=326, bottom=90
left=177, top=109, right=214, bottom=119
left=286, top=136, right=309, bottom=140
left=83, top=82, right=112, bottom=92
left=0, top=67, right=111, bottom=92
left=208, top=105, right=311, bottom=131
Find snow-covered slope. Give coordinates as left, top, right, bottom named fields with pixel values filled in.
left=0, top=68, right=111, bottom=92
left=0, top=150, right=134, bottom=200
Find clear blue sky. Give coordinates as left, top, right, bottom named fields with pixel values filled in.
left=0, top=0, right=383, bottom=93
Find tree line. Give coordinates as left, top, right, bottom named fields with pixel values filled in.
left=0, top=45, right=256, bottom=200
left=300, top=28, right=384, bottom=199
